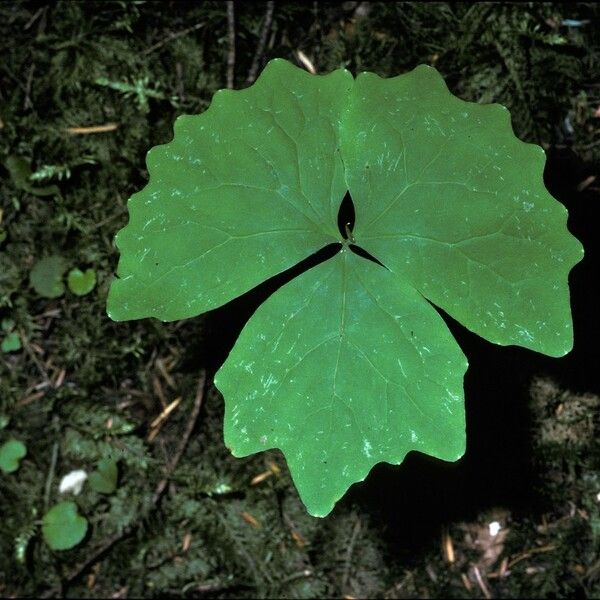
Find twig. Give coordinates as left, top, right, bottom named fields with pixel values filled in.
left=461, top=572, right=472, bottom=591
left=507, top=543, right=556, bottom=568
left=152, top=371, right=206, bottom=504
left=1, top=64, right=28, bottom=94
left=442, top=526, right=455, bottom=564
left=226, top=1, right=236, bottom=89
left=576, top=175, right=596, bottom=192
left=143, top=22, right=205, bottom=55
left=342, top=515, right=361, bottom=591
left=18, top=329, right=50, bottom=385
left=43, top=439, right=59, bottom=510
left=472, top=565, right=492, bottom=599
left=42, top=372, right=207, bottom=597
left=147, top=396, right=182, bottom=443
left=175, top=61, right=185, bottom=103
left=295, top=49, right=316, bottom=74
left=86, top=207, right=127, bottom=232
left=246, top=1, right=275, bottom=84
left=280, top=569, right=313, bottom=585
left=575, top=139, right=600, bottom=151
left=23, top=63, right=35, bottom=110
left=65, top=123, right=118, bottom=135
left=24, top=6, right=44, bottom=30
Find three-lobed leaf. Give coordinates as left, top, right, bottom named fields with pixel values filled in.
left=107, top=59, right=582, bottom=516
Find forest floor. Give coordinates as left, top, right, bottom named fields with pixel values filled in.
left=1, top=2, right=600, bottom=598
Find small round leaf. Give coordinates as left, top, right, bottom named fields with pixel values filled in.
left=0, top=439, right=27, bottom=473
left=42, top=501, right=88, bottom=551
left=88, top=458, right=118, bottom=494
left=1, top=318, right=15, bottom=332
left=67, top=268, right=97, bottom=296
left=1, top=332, right=21, bottom=353
left=30, top=256, right=67, bottom=299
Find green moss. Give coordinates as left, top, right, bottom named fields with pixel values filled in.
left=1, top=1, right=599, bottom=596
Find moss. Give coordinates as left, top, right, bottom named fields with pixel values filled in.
left=1, top=1, right=599, bottom=597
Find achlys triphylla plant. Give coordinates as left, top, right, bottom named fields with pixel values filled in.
left=106, top=59, right=582, bottom=517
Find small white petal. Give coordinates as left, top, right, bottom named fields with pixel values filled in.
left=488, top=521, right=501, bottom=537
left=58, top=469, right=88, bottom=495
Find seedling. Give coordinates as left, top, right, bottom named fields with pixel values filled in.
left=29, top=258, right=97, bottom=298
left=107, top=59, right=582, bottom=517
left=1, top=332, right=21, bottom=353
left=88, top=458, right=118, bottom=494
left=30, top=256, right=67, bottom=299
left=42, top=501, right=88, bottom=551
left=0, top=439, right=26, bottom=473
left=67, top=267, right=97, bottom=296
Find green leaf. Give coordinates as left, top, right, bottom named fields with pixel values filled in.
left=0, top=439, right=27, bottom=473
left=216, top=249, right=467, bottom=516
left=5, top=155, right=60, bottom=197
left=1, top=331, right=21, bottom=353
left=88, top=458, right=118, bottom=494
left=342, top=66, right=581, bottom=357
left=107, top=60, right=351, bottom=321
left=1, top=318, right=15, bottom=332
left=108, top=59, right=582, bottom=516
left=67, top=268, right=97, bottom=296
left=30, top=256, right=67, bottom=299
left=42, top=501, right=88, bottom=550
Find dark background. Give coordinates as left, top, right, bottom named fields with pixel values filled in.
left=1, top=2, right=599, bottom=597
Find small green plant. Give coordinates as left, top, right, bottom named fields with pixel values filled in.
left=107, top=59, right=582, bottom=516
left=1, top=318, right=21, bottom=353
left=29, top=258, right=97, bottom=299
left=5, top=156, right=61, bottom=197
left=41, top=501, right=88, bottom=551
left=88, top=458, right=118, bottom=494
left=0, top=439, right=27, bottom=473
left=67, top=267, right=97, bottom=296
left=30, top=256, right=68, bottom=299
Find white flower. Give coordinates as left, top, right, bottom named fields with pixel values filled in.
left=58, top=469, right=88, bottom=495
left=488, top=521, right=502, bottom=537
